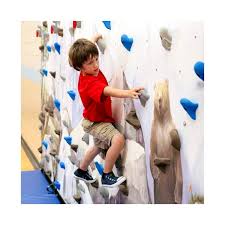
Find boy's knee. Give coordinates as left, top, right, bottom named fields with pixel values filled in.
left=113, top=133, right=125, bottom=146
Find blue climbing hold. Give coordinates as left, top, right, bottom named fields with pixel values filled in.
left=102, top=21, right=111, bottom=30
left=194, top=61, right=204, bottom=81
left=121, top=34, right=133, bottom=51
left=53, top=180, right=61, bottom=190
left=54, top=99, right=60, bottom=112
left=47, top=45, right=51, bottom=52
left=94, top=161, right=104, bottom=175
left=54, top=42, right=60, bottom=54
left=42, top=140, right=48, bottom=150
left=59, top=161, right=65, bottom=169
left=67, top=90, right=76, bottom=101
left=180, top=98, right=199, bottom=120
left=42, top=69, right=48, bottom=76
left=64, top=136, right=72, bottom=145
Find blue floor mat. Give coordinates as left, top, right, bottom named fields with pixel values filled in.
left=21, top=170, right=61, bottom=204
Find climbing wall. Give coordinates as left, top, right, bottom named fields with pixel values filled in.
left=36, top=20, right=204, bottom=204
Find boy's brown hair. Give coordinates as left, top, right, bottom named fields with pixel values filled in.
left=68, top=38, right=99, bottom=71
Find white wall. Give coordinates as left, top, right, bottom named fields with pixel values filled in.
left=41, top=20, right=204, bottom=204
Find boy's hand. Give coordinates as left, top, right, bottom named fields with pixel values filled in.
left=126, top=87, right=144, bottom=99
left=103, top=86, right=144, bottom=99
left=91, top=34, right=103, bottom=43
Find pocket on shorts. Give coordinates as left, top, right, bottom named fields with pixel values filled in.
left=82, top=119, right=95, bottom=132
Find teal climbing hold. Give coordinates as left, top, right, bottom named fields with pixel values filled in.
left=42, top=140, right=48, bottom=150
left=42, top=69, right=48, bottom=76
left=102, top=21, right=111, bottom=30
left=59, top=161, right=65, bottom=169
left=54, top=99, right=60, bottom=112
left=53, top=180, right=60, bottom=190
left=67, top=90, right=76, bottom=101
left=54, top=42, right=60, bottom=54
left=194, top=61, right=204, bottom=81
left=94, top=161, right=104, bottom=175
left=47, top=45, right=51, bottom=52
left=180, top=98, right=199, bottom=120
left=64, top=136, right=72, bottom=145
left=121, top=34, right=133, bottom=51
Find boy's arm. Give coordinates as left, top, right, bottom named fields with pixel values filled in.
left=103, top=86, right=144, bottom=99
left=90, top=34, right=103, bottom=43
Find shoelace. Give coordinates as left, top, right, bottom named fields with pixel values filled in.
left=85, top=171, right=94, bottom=180
left=106, top=174, right=117, bottom=182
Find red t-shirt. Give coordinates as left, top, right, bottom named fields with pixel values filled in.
left=78, top=70, right=115, bottom=123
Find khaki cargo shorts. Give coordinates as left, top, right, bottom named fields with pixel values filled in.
left=82, top=118, right=120, bottom=150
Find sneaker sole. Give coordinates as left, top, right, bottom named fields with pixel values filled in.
left=102, top=176, right=126, bottom=188
left=74, top=174, right=96, bottom=184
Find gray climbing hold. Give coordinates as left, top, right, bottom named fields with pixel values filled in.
left=96, top=38, right=106, bottom=54
left=90, top=180, right=99, bottom=188
left=62, top=120, right=69, bottom=128
left=78, top=183, right=85, bottom=193
left=53, top=21, right=60, bottom=27
left=46, top=170, right=52, bottom=177
left=82, top=133, right=89, bottom=145
left=115, top=154, right=123, bottom=170
left=139, top=89, right=150, bottom=107
left=68, top=155, right=77, bottom=165
left=39, top=45, right=44, bottom=51
left=55, top=129, right=61, bottom=136
left=55, top=155, right=60, bottom=164
left=99, top=148, right=107, bottom=160
left=42, top=21, right=48, bottom=28
left=57, top=28, right=63, bottom=37
left=50, top=149, right=57, bottom=156
left=45, top=154, right=50, bottom=163
left=76, top=21, right=81, bottom=28
left=38, top=112, right=45, bottom=124
left=49, top=71, right=56, bottom=79
left=71, top=144, right=78, bottom=152
left=119, top=183, right=129, bottom=196
left=99, top=186, right=109, bottom=199
left=69, top=27, right=74, bottom=36
left=159, top=28, right=172, bottom=51
left=125, top=110, right=141, bottom=129
left=37, top=146, right=42, bottom=154
left=44, top=103, right=53, bottom=116
left=60, top=75, right=66, bottom=81
left=73, top=193, right=81, bottom=204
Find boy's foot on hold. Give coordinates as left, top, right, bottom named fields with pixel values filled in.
left=101, top=171, right=126, bottom=188
left=74, top=168, right=96, bottom=184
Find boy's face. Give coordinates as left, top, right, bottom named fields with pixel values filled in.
left=81, top=55, right=99, bottom=76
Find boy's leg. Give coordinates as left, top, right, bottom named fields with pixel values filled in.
left=104, top=133, right=125, bottom=173
left=80, top=145, right=101, bottom=171
left=83, top=121, right=126, bottom=187
left=74, top=145, right=100, bottom=183
left=101, top=133, right=126, bottom=187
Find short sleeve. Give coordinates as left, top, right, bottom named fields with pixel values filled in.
left=87, top=78, right=107, bottom=103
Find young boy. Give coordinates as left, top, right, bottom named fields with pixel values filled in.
left=68, top=35, right=143, bottom=187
